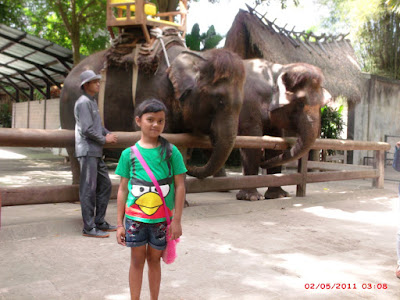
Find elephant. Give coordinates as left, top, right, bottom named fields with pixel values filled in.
left=60, top=41, right=246, bottom=184
left=236, top=59, right=331, bottom=201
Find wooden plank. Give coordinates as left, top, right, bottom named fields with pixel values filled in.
left=0, top=168, right=380, bottom=206
left=0, top=185, right=80, bottom=206
left=185, top=173, right=303, bottom=193
left=0, top=184, right=120, bottom=206
left=303, top=161, right=373, bottom=171
left=306, top=169, right=378, bottom=183
left=312, top=139, right=391, bottom=151
left=0, top=128, right=391, bottom=151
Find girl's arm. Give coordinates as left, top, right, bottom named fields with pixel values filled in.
left=170, top=173, right=185, bottom=240
left=116, top=177, right=129, bottom=246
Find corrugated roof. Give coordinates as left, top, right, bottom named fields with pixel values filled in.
left=0, top=24, right=75, bottom=95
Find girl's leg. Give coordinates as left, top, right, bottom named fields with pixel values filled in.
left=129, top=245, right=147, bottom=300
left=146, top=246, right=163, bottom=300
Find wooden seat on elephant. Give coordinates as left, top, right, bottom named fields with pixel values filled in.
left=106, top=0, right=187, bottom=44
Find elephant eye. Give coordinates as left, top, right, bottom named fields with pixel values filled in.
left=216, top=96, right=225, bottom=108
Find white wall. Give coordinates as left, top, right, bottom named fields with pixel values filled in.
left=353, top=75, right=400, bottom=165
left=12, top=98, right=60, bottom=129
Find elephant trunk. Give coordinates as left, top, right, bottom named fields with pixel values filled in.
left=187, top=116, right=237, bottom=179
left=261, top=104, right=320, bottom=168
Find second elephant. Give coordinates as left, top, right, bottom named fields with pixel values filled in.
left=237, top=59, right=331, bottom=201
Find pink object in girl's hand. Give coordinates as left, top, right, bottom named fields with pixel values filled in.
left=162, top=225, right=179, bottom=264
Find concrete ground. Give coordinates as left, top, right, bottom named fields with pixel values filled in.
left=1, top=147, right=400, bottom=299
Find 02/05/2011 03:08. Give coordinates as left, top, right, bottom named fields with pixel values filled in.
left=304, top=283, right=388, bottom=290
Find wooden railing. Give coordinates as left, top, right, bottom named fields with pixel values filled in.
left=0, top=128, right=391, bottom=206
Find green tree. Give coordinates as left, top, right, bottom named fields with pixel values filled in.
left=0, top=1, right=28, bottom=29
left=318, top=0, right=400, bottom=79
left=320, top=105, right=345, bottom=140
left=186, top=23, right=201, bottom=50
left=186, top=23, right=223, bottom=50
left=320, top=105, right=345, bottom=156
left=0, top=103, right=12, bottom=128
left=387, top=0, right=400, bottom=11
left=0, top=0, right=108, bottom=65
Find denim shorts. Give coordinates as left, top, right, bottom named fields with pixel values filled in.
left=125, top=218, right=167, bottom=250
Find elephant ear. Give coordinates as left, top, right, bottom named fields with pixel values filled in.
left=167, top=52, right=200, bottom=101
left=270, top=72, right=293, bottom=111
left=322, top=88, right=332, bottom=105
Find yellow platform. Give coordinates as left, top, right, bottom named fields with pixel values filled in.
left=107, top=0, right=187, bottom=43
left=110, top=0, right=157, bottom=15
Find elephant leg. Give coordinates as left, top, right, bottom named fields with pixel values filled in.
left=236, top=148, right=264, bottom=201
left=67, top=147, right=80, bottom=185
left=263, top=149, right=290, bottom=199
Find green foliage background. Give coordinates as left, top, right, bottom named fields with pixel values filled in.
left=320, top=105, right=345, bottom=139
left=318, top=0, right=400, bottom=80
left=0, top=104, right=12, bottom=128
left=185, top=23, right=223, bottom=50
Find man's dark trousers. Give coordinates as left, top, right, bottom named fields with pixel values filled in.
left=78, top=156, right=111, bottom=231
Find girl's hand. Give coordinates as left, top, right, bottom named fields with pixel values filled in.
left=169, top=219, right=182, bottom=240
left=116, top=227, right=126, bottom=246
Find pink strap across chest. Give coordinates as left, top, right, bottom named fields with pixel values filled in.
left=131, top=145, right=171, bottom=224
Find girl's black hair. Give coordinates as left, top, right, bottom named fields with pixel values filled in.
left=134, top=98, right=172, bottom=161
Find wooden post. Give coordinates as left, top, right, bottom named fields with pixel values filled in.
left=373, top=149, right=385, bottom=188
left=296, top=153, right=308, bottom=197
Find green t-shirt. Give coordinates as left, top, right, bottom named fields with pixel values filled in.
left=115, top=142, right=187, bottom=223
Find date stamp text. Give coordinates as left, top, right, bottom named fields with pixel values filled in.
left=304, top=283, right=387, bottom=290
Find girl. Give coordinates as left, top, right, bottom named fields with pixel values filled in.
left=116, top=99, right=187, bottom=299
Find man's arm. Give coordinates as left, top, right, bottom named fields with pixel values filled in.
left=77, top=100, right=117, bottom=145
left=76, top=101, right=106, bottom=144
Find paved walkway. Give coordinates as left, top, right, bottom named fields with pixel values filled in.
left=1, top=147, right=400, bottom=299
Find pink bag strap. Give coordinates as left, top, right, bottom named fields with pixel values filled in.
left=131, top=145, right=171, bottom=224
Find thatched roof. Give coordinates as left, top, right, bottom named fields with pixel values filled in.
left=224, top=7, right=362, bottom=102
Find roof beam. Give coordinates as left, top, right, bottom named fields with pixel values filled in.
left=0, top=62, right=50, bottom=83
left=18, top=72, right=47, bottom=97
left=0, top=31, right=73, bottom=68
left=35, top=66, right=62, bottom=89
left=0, top=51, right=68, bottom=76
left=0, top=41, right=17, bottom=53
left=0, top=31, right=27, bottom=53
left=3, top=76, right=31, bottom=99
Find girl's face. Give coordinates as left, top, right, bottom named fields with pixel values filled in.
left=135, top=111, right=166, bottom=139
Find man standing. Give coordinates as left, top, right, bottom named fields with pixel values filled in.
left=74, top=70, right=118, bottom=238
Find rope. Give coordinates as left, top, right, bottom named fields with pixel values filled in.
left=150, top=28, right=170, bottom=68
left=131, top=44, right=141, bottom=109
